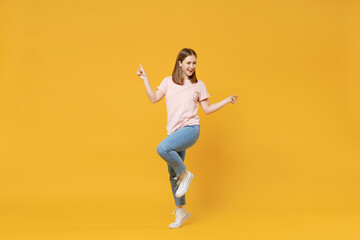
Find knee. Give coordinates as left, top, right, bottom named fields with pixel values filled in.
left=157, top=143, right=171, bottom=157
left=156, top=143, right=165, bottom=156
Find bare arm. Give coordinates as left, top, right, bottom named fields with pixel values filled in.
left=136, top=64, right=165, bottom=103
left=142, top=78, right=165, bottom=103
left=200, top=96, right=238, bottom=114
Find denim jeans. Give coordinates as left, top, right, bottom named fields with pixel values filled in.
left=156, top=125, right=200, bottom=206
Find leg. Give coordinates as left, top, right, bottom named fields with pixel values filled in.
left=157, top=125, right=200, bottom=177
left=168, top=150, right=186, bottom=206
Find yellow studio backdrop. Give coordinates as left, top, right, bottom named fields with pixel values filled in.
left=1, top=0, right=359, bottom=239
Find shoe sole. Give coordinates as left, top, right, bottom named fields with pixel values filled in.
left=169, top=213, right=191, bottom=229
left=175, top=173, right=193, bottom=198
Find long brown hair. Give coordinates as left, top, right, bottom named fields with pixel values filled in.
left=172, top=48, right=198, bottom=85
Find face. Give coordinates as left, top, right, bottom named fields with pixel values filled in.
left=179, top=55, right=197, bottom=77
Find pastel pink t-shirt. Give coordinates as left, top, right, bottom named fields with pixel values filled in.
left=156, top=76, right=210, bottom=135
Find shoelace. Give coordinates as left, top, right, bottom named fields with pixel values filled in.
left=173, top=171, right=189, bottom=186
left=172, top=209, right=185, bottom=223
left=173, top=176, right=181, bottom=186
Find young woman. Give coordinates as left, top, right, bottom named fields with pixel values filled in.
left=136, top=48, right=237, bottom=228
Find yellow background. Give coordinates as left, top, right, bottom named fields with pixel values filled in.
left=1, top=0, right=359, bottom=239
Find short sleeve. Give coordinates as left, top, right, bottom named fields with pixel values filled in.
left=198, top=81, right=210, bottom=101
left=156, top=77, right=168, bottom=94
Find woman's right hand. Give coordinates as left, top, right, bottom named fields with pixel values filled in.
left=136, top=64, right=148, bottom=81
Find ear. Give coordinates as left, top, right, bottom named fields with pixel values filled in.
left=178, top=60, right=182, bottom=68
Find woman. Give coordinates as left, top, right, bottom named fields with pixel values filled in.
left=136, top=48, right=237, bottom=228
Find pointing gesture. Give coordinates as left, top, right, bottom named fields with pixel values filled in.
left=137, top=64, right=148, bottom=81
left=228, top=95, right=238, bottom=104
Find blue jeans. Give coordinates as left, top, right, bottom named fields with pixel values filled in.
left=156, top=125, right=200, bottom=206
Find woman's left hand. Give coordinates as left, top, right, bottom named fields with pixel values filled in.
left=228, top=95, right=238, bottom=104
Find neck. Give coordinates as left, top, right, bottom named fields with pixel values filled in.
left=182, top=74, right=191, bottom=81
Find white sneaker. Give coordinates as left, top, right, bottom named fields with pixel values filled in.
left=169, top=207, right=191, bottom=229
left=174, top=170, right=194, bottom=198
